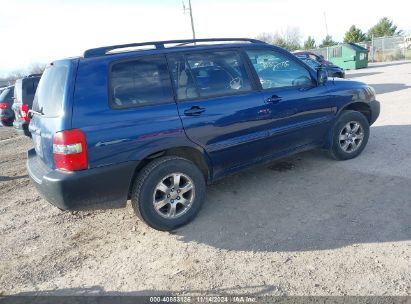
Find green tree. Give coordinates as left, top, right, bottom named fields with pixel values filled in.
left=343, top=25, right=366, bottom=43
left=367, top=17, right=401, bottom=38
left=303, top=36, right=316, bottom=49
left=319, top=35, right=338, bottom=47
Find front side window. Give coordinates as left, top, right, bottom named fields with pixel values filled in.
left=182, top=51, right=252, bottom=98
left=110, top=57, right=173, bottom=108
left=246, top=49, right=314, bottom=89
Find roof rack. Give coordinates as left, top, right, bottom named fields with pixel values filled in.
left=84, top=38, right=266, bottom=58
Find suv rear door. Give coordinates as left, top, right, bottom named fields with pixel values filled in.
left=29, top=60, right=77, bottom=168
left=168, top=50, right=273, bottom=178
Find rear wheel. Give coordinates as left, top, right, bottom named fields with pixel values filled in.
left=329, top=110, right=370, bottom=160
left=131, top=156, right=206, bottom=231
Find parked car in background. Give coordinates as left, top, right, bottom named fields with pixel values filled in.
left=292, top=51, right=333, bottom=66
left=296, top=56, right=345, bottom=78
left=0, top=86, right=15, bottom=126
left=27, top=38, right=380, bottom=231
left=12, top=74, right=41, bottom=136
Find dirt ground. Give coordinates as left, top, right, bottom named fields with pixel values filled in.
left=0, top=61, right=410, bottom=296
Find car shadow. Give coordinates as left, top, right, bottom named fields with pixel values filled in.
left=0, top=175, right=28, bottom=182
left=367, top=61, right=411, bottom=69
left=174, top=125, right=411, bottom=252
left=8, top=284, right=279, bottom=296
left=345, top=71, right=382, bottom=78
left=368, top=83, right=410, bottom=94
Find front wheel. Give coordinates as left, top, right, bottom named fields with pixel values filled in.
left=329, top=110, right=370, bottom=160
left=131, top=156, right=206, bottom=231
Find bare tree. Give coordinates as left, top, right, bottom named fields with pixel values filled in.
left=0, top=62, right=46, bottom=84
left=28, top=63, right=46, bottom=75
left=256, top=27, right=302, bottom=51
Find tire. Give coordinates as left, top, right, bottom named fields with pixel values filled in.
left=329, top=110, right=370, bottom=160
left=131, top=156, right=206, bottom=231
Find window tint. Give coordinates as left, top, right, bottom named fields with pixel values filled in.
left=32, top=66, right=68, bottom=116
left=110, top=57, right=173, bottom=108
left=246, top=50, right=314, bottom=89
left=300, top=57, right=320, bottom=69
left=167, top=54, right=199, bottom=100
left=26, top=79, right=39, bottom=95
left=183, top=51, right=252, bottom=98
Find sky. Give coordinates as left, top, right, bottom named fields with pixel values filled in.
left=0, top=0, right=409, bottom=76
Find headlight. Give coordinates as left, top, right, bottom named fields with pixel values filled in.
left=366, top=87, right=376, bottom=101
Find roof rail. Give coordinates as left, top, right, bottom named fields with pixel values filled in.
left=83, top=38, right=266, bottom=58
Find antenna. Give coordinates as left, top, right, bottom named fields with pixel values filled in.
left=183, top=0, right=196, bottom=40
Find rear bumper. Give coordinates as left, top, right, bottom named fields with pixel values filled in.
left=0, top=109, right=14, bottom=124
left=27, top=148, right=139, bottom=210
left=370, top=99, right=380, bottom=125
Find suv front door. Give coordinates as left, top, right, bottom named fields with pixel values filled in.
left=244, top=48, right=335, bottom=158
left=168, top=50, right=274, bottom=178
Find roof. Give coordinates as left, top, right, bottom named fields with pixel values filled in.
left=344, top=43, right=368, bottom=52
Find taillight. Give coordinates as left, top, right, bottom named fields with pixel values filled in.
left=20, top=104, right=30, bottom=122
left=0, top=102, right=8, bottom=109
left=53, top=129, right=88, bottom=171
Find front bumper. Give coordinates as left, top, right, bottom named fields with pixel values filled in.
left=370, top=99, right=380, bottom=125
left=27, top=148, right=139, bottom=210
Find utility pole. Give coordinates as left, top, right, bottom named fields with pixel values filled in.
left=323, top=11, right=329, bottom=37
left=183, top=0, right=196, bottom=40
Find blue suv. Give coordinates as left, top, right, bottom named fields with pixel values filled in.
left=27, top=38, right=380, bottom=230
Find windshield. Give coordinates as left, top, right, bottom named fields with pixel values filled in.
left=300, top=58, right=320, bottom=69
left=32, top=65, right=68, bottom=116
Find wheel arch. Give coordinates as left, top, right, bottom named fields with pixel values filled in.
left=323, top=103, right=371, bottom=149
left=127, top=145, right=212, bottom=199
left=339, top=102, right=372, bottom=124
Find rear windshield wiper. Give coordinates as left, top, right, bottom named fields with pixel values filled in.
left=28, top=109, right=44, bottom=118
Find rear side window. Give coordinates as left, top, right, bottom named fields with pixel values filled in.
left=184, top=51, right=252, bottom=98
left=33, top=66, right=68, bottom=116
left=167, top=54, right=199, bottom=100
left=110, top=56, right=173, bottom=109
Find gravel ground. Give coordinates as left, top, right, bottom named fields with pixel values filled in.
left=0, top=61, right=410, bottom=296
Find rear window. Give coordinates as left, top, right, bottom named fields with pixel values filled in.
left=110, top=56, right=173, bottom=109
left=32, top=65, right=68, bottom=116
left=14, top=80, right=23, bottom=103
left=0, top=87, right=14, bottom=102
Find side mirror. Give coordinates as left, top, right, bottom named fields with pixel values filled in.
left=317, top=68, right=328, bottom=85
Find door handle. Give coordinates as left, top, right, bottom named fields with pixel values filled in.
left=265, top=95, right=282, bottom=103
left=184, top=106, right=206, bottom=116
